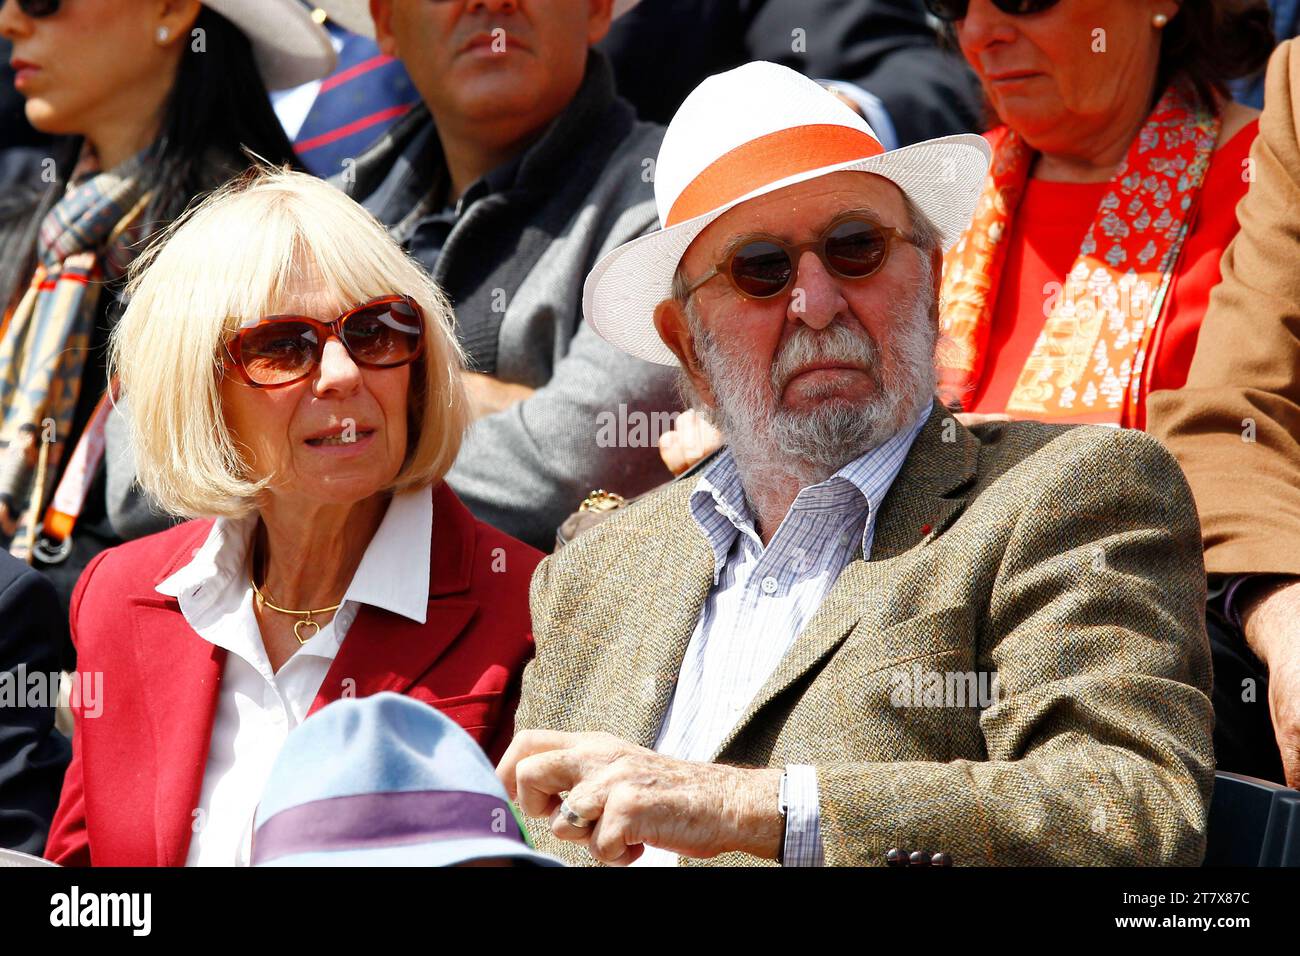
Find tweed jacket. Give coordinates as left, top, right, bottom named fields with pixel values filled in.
left=515, top=405, right=1215, bottom=866
left=1147, top=39, right=1300, bottom=578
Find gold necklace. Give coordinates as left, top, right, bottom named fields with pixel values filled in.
left=250, top=575, right=342, bottom=645
left=249, top=533, right=344, bottom=645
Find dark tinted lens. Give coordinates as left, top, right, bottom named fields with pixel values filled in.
left=824, top=220, right=890, bottom=278
left=995, top=0, right=1061, bottom=13
left=342, top=300, right=421, bottom=366
left=18, top=0, right=61, bottom=16
left=922, top=0, right=967, bottom=21
left=239, top=322, right=318, bottom=385
left=729, top=241, right=793, bottom=298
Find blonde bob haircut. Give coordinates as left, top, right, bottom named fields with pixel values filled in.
left=109, top=166, right=471, bottom=519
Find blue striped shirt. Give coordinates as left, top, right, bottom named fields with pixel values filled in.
left=637, top=402, right=930, bottom=867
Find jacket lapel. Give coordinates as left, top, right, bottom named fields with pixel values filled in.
left=603, top=483, right=717, bottom=749
left=710, top=405, right=981, bottom=761
left=311, top=482, right=479, bottom=712
left=129, top=521, right=225, bottom=867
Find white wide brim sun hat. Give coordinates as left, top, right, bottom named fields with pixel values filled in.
left=315, top=0, right=644, bottom=39
left=204, top=0, right=336, bottom=90
left=584, top=61, right=993, bottom=366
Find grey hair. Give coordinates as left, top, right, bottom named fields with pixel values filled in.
left=902, top=193, right=943, bottom=259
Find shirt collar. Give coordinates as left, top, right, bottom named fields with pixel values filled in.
left=156, top=484, right=432, bottom=626
left=688, top=400, right=933, bottom=578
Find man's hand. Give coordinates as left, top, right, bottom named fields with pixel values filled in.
left=658, top=408, right=723, bottom=476
left=497, top=730, right=784, bottom=865
left=462, top=371, right=536, bottom=420
left=1241, top=579, right=1300, bottom=787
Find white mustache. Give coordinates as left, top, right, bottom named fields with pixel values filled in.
left=770, top=322, right=878, bottom=393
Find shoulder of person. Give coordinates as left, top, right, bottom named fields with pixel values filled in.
left=969, top=421, right=1194, bottom=522
left=596, top=118, right=666, bottom=188
left=468, top=516, right=545, bottom=584
left=328, top=102, right=433, bottom=199
left=77, top=517, right=215, bottom=599
left=0, top=551, right=55, bottom=607
left=533, top=478, right=697, bottom=595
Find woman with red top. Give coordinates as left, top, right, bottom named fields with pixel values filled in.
left=930, top=0, right=1272, bottom=429
left=43, top=169, right=539, bottom=866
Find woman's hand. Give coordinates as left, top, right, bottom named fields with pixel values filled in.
left=658, top=408, right=723, bottom=476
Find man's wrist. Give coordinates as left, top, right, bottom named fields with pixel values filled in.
left=1240, top=576, right=1300, bottom=667
left=725, top=766, right=785, bottom=860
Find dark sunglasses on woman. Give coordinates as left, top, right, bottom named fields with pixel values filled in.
left=923, top=0, right=1062, bottom=21
left=682, top=214, right=919, bottom=301
left=224, top=294, right=424, bottom=389
left=1, top=0, right=62, bottom=17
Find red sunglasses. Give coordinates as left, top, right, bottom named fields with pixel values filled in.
left=224, top=295, right=424, bottom=389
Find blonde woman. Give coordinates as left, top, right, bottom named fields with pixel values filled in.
left=44, top=169, right=541, bottom=867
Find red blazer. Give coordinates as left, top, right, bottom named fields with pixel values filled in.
left=44, top=482, right=540, bottom=866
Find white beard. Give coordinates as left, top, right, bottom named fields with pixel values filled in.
left=692, top=287, right=936, bottom=491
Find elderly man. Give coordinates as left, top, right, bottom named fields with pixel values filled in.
left=316, top=0, right=678, bottom=550
left=497, top=63, right=1216, bottom=867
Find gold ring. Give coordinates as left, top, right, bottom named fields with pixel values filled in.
left=559, top=797, right=592, bottom=829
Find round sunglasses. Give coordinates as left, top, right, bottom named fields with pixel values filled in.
left=2, top=0, right=61, bottom=17
left=683, top=215, right=919, bottom=301
left=923, top=0, right=1062, bottom=21
left=224, top=295, right=424, bottom=389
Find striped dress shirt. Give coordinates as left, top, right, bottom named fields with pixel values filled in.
left=635, top=403, right=931, bottom=867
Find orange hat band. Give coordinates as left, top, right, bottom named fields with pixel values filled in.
left=665, top=124, right=885, bottom=228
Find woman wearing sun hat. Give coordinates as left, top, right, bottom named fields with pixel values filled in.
left=0, top=0, right=335, bottom=629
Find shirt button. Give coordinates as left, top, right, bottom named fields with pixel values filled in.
left=839, top=534, right=851, bottom=546
left=761, top=576, right=778, bottom=594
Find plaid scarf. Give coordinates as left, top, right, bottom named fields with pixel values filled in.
left=0, top=146, right=150, bottom=550
left=937, top=77, right=1220, bottom=425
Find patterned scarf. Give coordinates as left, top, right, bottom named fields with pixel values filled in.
left=937, top=77, right=1221, bottom=425
left=0, top=146, right=150, bottom=550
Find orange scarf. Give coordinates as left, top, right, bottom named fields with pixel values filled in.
left=937, top=78, right=1221, bottom=425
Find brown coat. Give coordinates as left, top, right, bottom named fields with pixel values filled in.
left=1147, top=40, right=1300, bottom=577
left=517, top=406, right=1214, bottom=866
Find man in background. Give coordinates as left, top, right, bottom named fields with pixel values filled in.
left=321, top=0, right=678, bottom=550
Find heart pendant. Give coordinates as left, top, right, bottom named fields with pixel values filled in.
left=293, top=619, right=320, bottom=645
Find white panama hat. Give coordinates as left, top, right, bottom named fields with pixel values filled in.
left=584, top=61, right=992, bottom=366
left=204, top=0, right=336, bottom=90
left=314, top=0, right=644, bottom=39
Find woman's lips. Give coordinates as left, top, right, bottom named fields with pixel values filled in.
left=304, top=428, right=376, bottom=455
left=10, top=60, right=40, bottom=91
left=986, top=71, right=1043, bottom=88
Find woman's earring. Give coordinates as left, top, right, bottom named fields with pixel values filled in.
left=1152, top=12, right=1169, bottom=29
left=157, top=26, right=171, bottom=43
